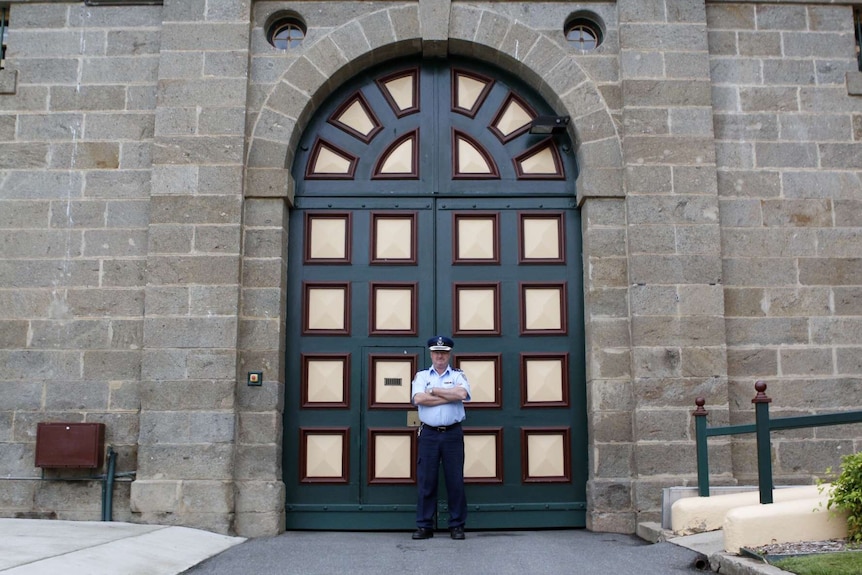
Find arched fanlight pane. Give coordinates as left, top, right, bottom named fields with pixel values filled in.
left=453, top=130, right=499, bottom=179
left=521, top=147, right=556, bottom=174
left=316, top=147, right=351, bottom=173
left=458, top=76, right=485, bottom=109
left=339, top=100, right=374, bottom=135
left=329, top=93, right=381, bottom=143
left=385, top=77, right=413, bottom=110
left=513, top=139, right=564, bottom=180
left=497, top=100, right=532, bottom=136
left=380, top=139, right=412, bottom=173
left=458, top=138, right=491, bottom=174
left=453, top=69, right=493, bottom=118
left=490, top=93, right=536, bottom=143
left=306, top=139, right=358, bottom=179
left=373, top=130, right=419, bottom=179
left=377, top=68, right=419, bottom=117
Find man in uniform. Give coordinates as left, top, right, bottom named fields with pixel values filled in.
left=410, top=335, right=471, bottom=540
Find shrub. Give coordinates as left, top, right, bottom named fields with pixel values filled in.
left=826, top=452, right=862, bottom=544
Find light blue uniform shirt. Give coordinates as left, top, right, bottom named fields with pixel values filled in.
left=411, top=365, right=471, bottom=427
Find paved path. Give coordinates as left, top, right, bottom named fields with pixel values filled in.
left=1, top=519, right=784, bottom=575
left=181, top=530, right=706, bottom=575
left=0, top=519, right=243, bottom=575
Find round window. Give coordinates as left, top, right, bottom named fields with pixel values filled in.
left=268, top=17, right=306, bottom=50
left=564, top=17, right=603, bottom=51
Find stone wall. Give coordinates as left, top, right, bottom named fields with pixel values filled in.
left=708, top=2, right=862, bottom=484
left=131, top=0, right=250, bottom=535
left=0, top=2, right=160, bottom=521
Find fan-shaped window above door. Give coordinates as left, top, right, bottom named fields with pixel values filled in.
left=296, top=59, right=577, bottom=196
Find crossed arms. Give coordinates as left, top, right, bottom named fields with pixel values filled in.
left=413, top=385, right=468, bottom=406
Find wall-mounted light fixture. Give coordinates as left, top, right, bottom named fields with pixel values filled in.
left=529, top=115, right=570, bottom=135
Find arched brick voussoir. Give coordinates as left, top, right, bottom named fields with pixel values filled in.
left=248, top=5, right=424, bottom=174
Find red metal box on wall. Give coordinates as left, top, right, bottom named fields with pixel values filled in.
left=35, top=423, right=106, bottom=469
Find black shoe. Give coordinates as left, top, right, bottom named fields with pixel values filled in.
left=412, top=528, right=434, bottom=540
left=450, top=526, right=465, bottom=540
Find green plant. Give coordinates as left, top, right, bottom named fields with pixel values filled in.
left=826, top=452, right=862, bottom=544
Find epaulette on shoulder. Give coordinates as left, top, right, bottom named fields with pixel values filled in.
left=452, top=368, right=463, bottom=372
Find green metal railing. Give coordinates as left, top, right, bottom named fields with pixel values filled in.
left=0, top=5, right=8, bottom=70
left=694, top=381, right=862, bottom=505
left=856, top=8, right=862, bottom=71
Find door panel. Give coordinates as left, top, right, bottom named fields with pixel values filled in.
left=285, top=196, right=586, bottom=529
left=437, top=197, right=586, bottom=528
left=285, top=198, right=433, bottom=529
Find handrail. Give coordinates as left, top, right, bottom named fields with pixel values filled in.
left=0, top=5, right=7, bottom=70
left=693, top=381, right=862, bottom=504
left=856, top=7, right=862, bottom=72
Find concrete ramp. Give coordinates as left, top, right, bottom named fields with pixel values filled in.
left=671, top=484, right=825, bottom=535
left=724, top=496, right=848, bottom=554
left=667, top=484, right=850, bottom=555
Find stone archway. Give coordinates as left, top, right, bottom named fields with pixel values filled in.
left=234, top=2, right=626, bottom=536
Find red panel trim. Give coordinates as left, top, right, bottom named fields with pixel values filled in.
left=452, top=211, right=500, bottom=265
left=372, top=129, right=420, bottom=180
left=299, top=427, right=350, bottom=484
left=370, top=211, right=418, bottom=265
left=452, top=282, right=501, bottom=336
left=451, top=68, right=495, bottom=118
left=453, top=353, right=503, bottom=409
left=520, top=426, right=572, bottom=484
left=327, top=90, right=383, bottom=143
left=302, top=281, right=351, bottom=336
left=519, top=282, right=568, bottom=336
left=375, top=67, right=420, bottom=118
left=304, top=137, right=358, bottom=180
left=489, top=91, right=537, bottom=144
left=367, top=428, right=417, bottom=485
left=369, top=282, right=418, bottom=336
left=517, top=211, right=566, bottom=265
left=368, top=353, right=418, bottom=409
left=512, top=137, right=565, bottom=180
left=463, top=427, right=504, bottom=484
left=300, top=353, right=351, bottom=409
left=452, top=129, right=500, bottom=180
left=519, top=352, right=570, bottom=408
left=303, top=212, right=352, bottom=264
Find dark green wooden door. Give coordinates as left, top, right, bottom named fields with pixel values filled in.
left=435, top=197, right=586, bottom=529
left=284, top=57, right=586, bottom=530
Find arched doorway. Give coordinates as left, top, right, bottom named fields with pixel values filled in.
left=283, top=57, right=586, bottom=530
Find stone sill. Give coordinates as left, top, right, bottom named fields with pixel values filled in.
left=848, top=71, right=862, bottom=97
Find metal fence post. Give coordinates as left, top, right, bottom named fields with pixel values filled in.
left=693, top=397, right=710, bottom=497
left=752, top=381, right=773, bottom=504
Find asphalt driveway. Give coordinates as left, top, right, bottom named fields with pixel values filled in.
left=181, top=529, right=706, bottom=575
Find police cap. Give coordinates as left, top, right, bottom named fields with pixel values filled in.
left=427, top=335, right=453, bottom=351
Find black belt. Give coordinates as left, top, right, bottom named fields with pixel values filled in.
left=421, top=422, right=461, bottom=432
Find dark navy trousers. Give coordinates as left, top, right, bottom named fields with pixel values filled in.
left=415, top=425, right=467, bottom=529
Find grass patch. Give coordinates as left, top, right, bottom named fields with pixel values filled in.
left=773, top=552, right=862, bottom=575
